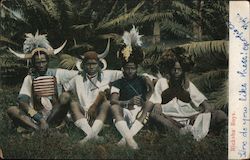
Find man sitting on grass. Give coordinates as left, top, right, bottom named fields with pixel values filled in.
left=149, top=48, right=228, bottom=141
left=7, top=32, right=78, bottom=131
left=110, top=26, right=154, bottom=149
left=63, top=48, right=124, bottom=144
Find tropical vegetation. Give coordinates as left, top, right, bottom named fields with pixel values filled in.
left=0, top=0, right=228, bottom=159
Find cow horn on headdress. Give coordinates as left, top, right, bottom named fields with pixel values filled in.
left=80, top=38, right=110, bottom=60
left=8, top=31, right=67, bottom=59
left=76, top=38, right=110, bottom=71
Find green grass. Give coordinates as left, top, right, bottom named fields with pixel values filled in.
left=0, top=84, right=228, bottom=159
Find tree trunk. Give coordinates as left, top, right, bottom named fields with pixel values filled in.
left=153, top=21, right=160, bottom=44
left=152, top=0, right=161, bottom=44
left=193, top=0, right=203, bottom=40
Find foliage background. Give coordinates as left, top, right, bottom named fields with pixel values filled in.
left=0, top=0, right=228, bottom=159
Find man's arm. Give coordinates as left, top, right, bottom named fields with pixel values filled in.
left=143, top=76, right=154, bottom=100
left=110, top=92, right=127, bottom=108
left=111, top=92, right=143, bottom=109
left=87, top=91, right=106, bottom=121
left=199, top=100, right=215, bottom=113
left=18, top=98, right=48, bottom=130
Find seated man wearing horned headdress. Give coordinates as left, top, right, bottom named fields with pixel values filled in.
left=149, top=48, right=227, bottom=141
left=7, top=32, right=78, bottom=131
left=63, top=40, right=124, bottom=143
left=110, top=26, right=154, bottom=150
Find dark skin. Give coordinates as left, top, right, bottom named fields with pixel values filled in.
left=7, top=53, right=71, bottom=130
left=84, top=59, right=99, bottom=76
left=111, top=62, right=154, bottom=123
left=155, top=62, right=214, bottom=115
left=34, top=53, right=48, bottom=75
left=151, top=61, right=227, bottom=132
left=70, top=59, right=110, bottom=124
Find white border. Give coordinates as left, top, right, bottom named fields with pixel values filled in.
left=229, top=1, right=250, bottom=159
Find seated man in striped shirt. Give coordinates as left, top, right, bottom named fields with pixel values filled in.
left=7, top=32, right=78, bottom=131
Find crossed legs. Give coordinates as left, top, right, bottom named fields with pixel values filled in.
left=70, top=100, right=110, bottom=143
left=7, top=92, right=71, bottom=130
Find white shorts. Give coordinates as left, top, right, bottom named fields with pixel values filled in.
left=123, top=105, right=142, bottom=126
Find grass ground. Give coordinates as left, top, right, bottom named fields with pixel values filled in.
left=0, top=84, right=228, bottom=159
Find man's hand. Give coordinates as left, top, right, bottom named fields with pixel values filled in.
left=129, top=95, right=143, bottom=107
left=88, top=104, right=97, bottom=122
left=151, top=104, right=162, bottom=116
left=39, top=118, right=49, bottom=130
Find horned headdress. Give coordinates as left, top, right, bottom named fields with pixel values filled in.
left=118, top=25, right=144, bottom=66
left=75, top=39, right=110, bottom=71
left=8, top=31, right=67, bottom=60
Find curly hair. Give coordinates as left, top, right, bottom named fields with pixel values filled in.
left=159, top=47, right=194, bottom=75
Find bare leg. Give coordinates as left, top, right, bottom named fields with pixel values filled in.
left=150, top=104, right=181, bottom=131
left=0, top=148, right=3, bottom=159
left=7, top=106, right=39, bottom=130
left=47, top=92, right=71, bottom=125
left=70, top=101, right=86, bottom=121
left=110, top=104, right=124, bottom=122
left=91, top=101, right=110, bottom=139
left=209, top=110, right=228, bottom=135
left=137, top=101, right=154, bottom=123
left=95, top=101, right=110, bottom=122
left=111, top=104, right=138, bottom=149
left=117, top=101, right=154, bottom=146
left=70, top=100, right=93, bottom=143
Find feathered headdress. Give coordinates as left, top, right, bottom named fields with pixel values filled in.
left=9, top=30, right=67, bottom=59
left=118, top=25, right=144, bottom=65
left=23, top=31, right=52, bottom=53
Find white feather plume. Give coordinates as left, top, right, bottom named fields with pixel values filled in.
left=122, top=25, right=143, bottom=47
left=23, top=31, right=52, bottom=53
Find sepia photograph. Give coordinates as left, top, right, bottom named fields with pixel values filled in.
left=0, top=0, right=229, bottom=159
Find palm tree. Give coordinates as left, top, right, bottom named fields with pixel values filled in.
left=0, top=0, right=229, bottom=110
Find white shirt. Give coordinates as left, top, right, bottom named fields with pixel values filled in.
left=19, top=68, right=78, bottom=110
left=149, top=78, right=207, bottom=118
left=64, top=70, right=123, bottom=112
left=149, top=78, right=211, bottom=141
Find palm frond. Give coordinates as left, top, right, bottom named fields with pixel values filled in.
left=139, top=12, right=173, bottom=23
left=68, top=42, right=94, bottom=53
left=71, top=23, right=93, bottom=30
left=183, top=40, right=228, bottom=57
left=161, top=19, right=194, bottom=38
left=59, top=54, right=77, bottom=70
left=41, top=0, right=60, bottom=21
left=63, top=0, right=75, bottom=19
left=113, top=13, right=145, bottom=26
left=102, top=0, right=119, bottom=22
left=207, top=80, right=228, bottom=110
left=96, top=1, right=144, bottom=30
left=23, top=0, right=47, bottom=13
left=144, top=44, right=167, bottom=54
left=0, top=35, right=20, bottom=46
left=78, top=0, right=92, bottom=15
left=172, top=1, right=198, bottom=16
left=98, top=33, right=121, bottom=44
left=172, top=40, right=228, bottom=71
left=190, top=69, right=228, bottom=93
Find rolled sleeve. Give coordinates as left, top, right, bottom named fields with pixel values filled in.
left=189, top=82, right=207, bottom=107
left=17, top=94, right=30, bottom=103
left=63, top=77, right=76, bottom=92
left=19, top=76, right=32, bottom=98
left=56, top=69, right=78, bottom=84
left=149, top=78, right=168, bottom=104
left=111, top=86, right=120, bottom=94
